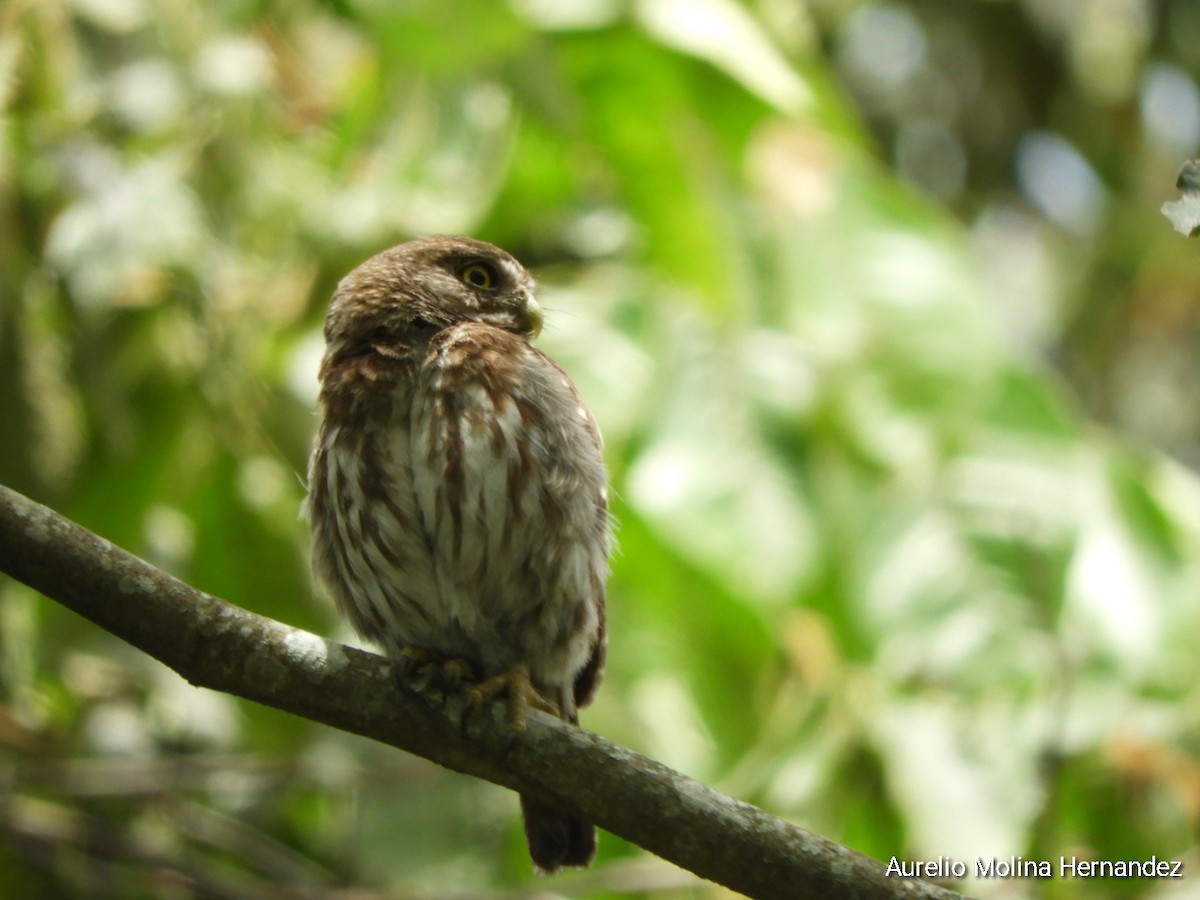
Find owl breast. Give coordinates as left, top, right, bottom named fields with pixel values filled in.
left=311, top=321, right=608, bottom=703
left=409, top=323, right=608, bottom=694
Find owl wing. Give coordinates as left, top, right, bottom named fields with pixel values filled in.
left=410, top=321, right=608, bottom=707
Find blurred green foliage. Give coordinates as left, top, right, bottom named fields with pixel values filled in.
left=2, top=1, right=1200, bottom=897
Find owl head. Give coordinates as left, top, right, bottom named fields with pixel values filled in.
left=323, top=235, right=542, bottom=356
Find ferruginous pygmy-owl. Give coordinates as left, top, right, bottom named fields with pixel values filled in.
left=305, top=235, right=610, bottom=874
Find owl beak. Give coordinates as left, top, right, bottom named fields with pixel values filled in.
left=521, top=294, right=544, bottom=339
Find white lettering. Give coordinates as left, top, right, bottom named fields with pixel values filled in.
left=1061, top=856, right=1186, bottom=878
left=885, top=857, right=967, bottom=879
left=976, top=857, right=1050, bottom=878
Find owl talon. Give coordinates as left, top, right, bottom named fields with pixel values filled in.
left=468, top=666, right=557, bottom=731
left=396, top=648, right=476, bottom=694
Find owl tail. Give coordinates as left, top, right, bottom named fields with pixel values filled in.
left=520, top=794, right=596, bottom=874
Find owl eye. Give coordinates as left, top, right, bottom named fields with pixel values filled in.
left=459, top=261, right=498, bottom=290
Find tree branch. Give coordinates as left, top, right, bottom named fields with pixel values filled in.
left=0, top=483, right=965, bottom=900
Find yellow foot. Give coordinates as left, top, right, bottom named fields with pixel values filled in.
left=468, top=666, right=558, bottom=730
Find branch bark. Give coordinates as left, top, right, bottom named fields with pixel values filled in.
left=0, top=483, right=966, bottom=900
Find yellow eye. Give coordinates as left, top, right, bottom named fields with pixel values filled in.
left=460, top=262, right=497, bottom=289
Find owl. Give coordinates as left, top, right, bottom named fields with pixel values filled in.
left=305, top=235, right=610, bottom=873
